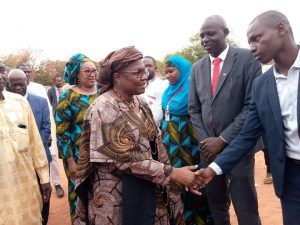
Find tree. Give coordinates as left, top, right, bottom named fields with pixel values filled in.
left=0, top=48, right=42, bottom=69
left=35, top=60, right=66, bottom=86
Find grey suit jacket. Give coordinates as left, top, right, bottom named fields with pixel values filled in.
left=188, top=46, right=262, bottom=143
left=47, top=86, right=58, bottom=112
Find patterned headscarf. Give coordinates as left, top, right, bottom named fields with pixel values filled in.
left=162, top=55, right=192, bottom=116
left=64, top=53, right=91, bottom=85
left=98, top=46, right=143, bottom=93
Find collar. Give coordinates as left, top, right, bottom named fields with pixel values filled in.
left=209, top=44, right=229, bottom=63
left=273, top=47, right=300, bottom=78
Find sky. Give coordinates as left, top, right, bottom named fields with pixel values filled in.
left=1, top=0, right=299, bottom=62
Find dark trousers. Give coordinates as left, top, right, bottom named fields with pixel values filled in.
left=37, top=171, right=50, bottom=225
left=202, top=153, right=261, bottom=225
left=281, top=158, right=300, bottom=225
left=263, top=148, right=271, bottom=173
left=42, top=201, right=50, bottom=225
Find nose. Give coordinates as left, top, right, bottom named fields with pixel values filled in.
left=249, top=42, right=257, bottom=54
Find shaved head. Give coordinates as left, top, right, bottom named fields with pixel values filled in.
left=250, top=10, right=292, bottom=33
left=202, top=15, right=228, bottom=30
left=8, top=69, right=27, bottom=81
left=200, top=15, right=229, bottom=57
left=8, top=69, right=27, bottom=96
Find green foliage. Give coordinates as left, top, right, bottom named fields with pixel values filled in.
left=160, top=32, right=240, bottom=65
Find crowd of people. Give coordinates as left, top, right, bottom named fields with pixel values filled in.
left=0, top=10, right=299, bottom=225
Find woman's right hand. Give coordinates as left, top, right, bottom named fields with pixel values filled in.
left=170, top=165, right=205, bottom=187
left=66, top=157, right=77, bottom=179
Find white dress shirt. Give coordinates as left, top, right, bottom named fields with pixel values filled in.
left=141, top=76, right=168, bottom=128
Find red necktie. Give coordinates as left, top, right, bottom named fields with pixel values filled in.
left=211, top=58, right=222, bottom=96
left=57, top=88, right=62, bottom=96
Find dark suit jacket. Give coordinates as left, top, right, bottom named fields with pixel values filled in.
left=47, top=86, right=58, bottom=112
left=189, top=46, right=262, bottom=143
left=27, top=93, right=52, bottom=163
left=215, top=67, right=290, bottom=198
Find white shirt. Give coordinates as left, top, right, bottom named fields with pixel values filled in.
left=210, top=49, right=300, bottom=175
left=27, top=81, right=49, bottom=100
left=141, top=76, right=168, bottom=127
left=274, top=49, right=300, bottom=160
left=209, top=44, right=229, bottom=80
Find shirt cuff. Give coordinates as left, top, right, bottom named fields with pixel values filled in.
left=209, top=162, right=223, bottom=175
left=219, top=135, right=228, bottom=144
left=36, top=166, right=50, bottom=184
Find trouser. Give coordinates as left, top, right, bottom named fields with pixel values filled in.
left=37, top=169, right=51, bottom=225
left=281, top=157, right=300, bottom=225
left=263, top=148, right=271, bottom=173
left=50, top=153, right=61, bottom=185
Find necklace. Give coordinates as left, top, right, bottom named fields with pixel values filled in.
left=112, top=89, right=137, bottom=109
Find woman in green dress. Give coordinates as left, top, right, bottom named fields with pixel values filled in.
left=55, top=53, right=100, bottom=223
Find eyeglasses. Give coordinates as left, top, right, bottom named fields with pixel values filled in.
left=122, top=68, right=149, bottom=79
left=82, top=68, right=97, bottom=76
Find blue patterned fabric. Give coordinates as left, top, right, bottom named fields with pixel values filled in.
left=162, top=55, right=192, bottom=116
left=64, top=53, right=91, bottom=85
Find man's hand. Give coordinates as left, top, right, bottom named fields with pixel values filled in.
left=67, top=157, right=77, bottom=179
left=195, top=167, right=217, bottom=184
left=200, top=137, right=227, bottom=161
left=40, top=183, right=52, bottom=203
left=170, top=165, right=205, bottom=187
left=47, top=138, right=52, bottom=147
left=186, top=167, right=217, bottom=195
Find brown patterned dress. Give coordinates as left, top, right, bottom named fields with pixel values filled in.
left=74, top=91, right=185, bottom=225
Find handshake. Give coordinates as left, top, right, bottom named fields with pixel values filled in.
left=170, top=165, right=217, bottom=194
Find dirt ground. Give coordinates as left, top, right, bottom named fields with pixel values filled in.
left=47, top=151, right=282, bottom=225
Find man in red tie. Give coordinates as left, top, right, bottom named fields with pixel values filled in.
left=188, top=15, right=262, bottom=225
left=48, top=75, right=63, bottom=112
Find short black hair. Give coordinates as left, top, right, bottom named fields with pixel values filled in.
left=16, top=63, right=30, bottom=69
left=143, top=56, right=156, bottom=67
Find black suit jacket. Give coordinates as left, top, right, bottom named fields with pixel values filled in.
left=189, top=46, right=262, bottom=143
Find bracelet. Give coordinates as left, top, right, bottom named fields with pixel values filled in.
left=163, top=165, right=173, bottom=177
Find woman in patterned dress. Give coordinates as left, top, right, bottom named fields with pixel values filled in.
left=74, top=46, right=203, bottom=225
left=161, top=56, right=213, bottom=225
left=55, top=53, right=100, bottom=223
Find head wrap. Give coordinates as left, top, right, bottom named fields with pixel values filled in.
left=64, top=53, right=91, bottom=85
left=98, top=46, right=143, bottom=92
left=162, top=55, right=192, bottom=116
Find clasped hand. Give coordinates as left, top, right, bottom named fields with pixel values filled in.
left=171, top=166, right=215, bottom=194
left=171, top=166, right=217, bottom=196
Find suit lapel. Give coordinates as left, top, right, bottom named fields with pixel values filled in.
left=202, top=57, right=213, bottom=102
left=213, top=47, right=235, bottom=101
left=266, top=72, right=284, bottom=134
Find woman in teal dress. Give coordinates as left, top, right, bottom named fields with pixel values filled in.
left=55, top=53, right=100, bottom=223
left=161, top=55, right=213, bottom=225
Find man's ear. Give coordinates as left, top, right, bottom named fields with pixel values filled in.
left=224, top=28, right=229, bottom=37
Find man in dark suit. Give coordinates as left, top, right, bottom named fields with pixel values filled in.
left=8, top=69, right=52, bottom=225
left=197, top=10, right=300, bottom=225
left=188, top=15, right=262, bottom=225
left=47, top=75, right=63, bottom=112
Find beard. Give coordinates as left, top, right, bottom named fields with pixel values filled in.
left=147, top=70, right=155, bottom=80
